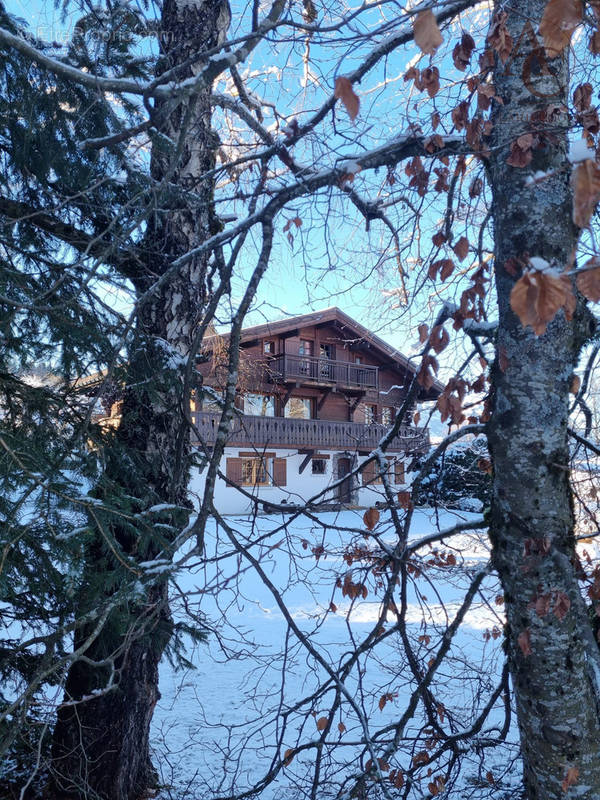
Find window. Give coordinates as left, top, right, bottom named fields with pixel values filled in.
left=263, top=340, right=275, bottom=354
left=285, top=397, right=313, bottom=419
left=381, top=406, right=394, bottom=426
left=364, top=404, right=378, bottom=424
left=319, top=344, right=334, bottom=378
left=312, top=458, right=327, bottom=475
left=241, top=457, right=270, bottom=486
left=299, top=340, right=313, bottom=375
left=243, top=393, right=275, bottom=416
left=361, top=458, right=394, bottom=485
left=226, top=454, right=286, bottom=487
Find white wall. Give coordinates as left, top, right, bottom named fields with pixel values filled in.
left=189, top=448, right=411, bottom=515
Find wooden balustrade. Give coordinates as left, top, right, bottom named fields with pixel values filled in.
left=192, top=412, right=429, bottom=453
left=266, top=354, right=378, bottom=390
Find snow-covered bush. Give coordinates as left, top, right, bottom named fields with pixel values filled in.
left=413, top=436, right=491, bottom=511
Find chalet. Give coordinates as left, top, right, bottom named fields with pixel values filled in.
left=190, top=308, right=440, bottom=514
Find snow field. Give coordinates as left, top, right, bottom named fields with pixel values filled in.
left=152, top=508, right=522, bottom=799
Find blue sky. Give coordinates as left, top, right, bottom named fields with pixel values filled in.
left=2, top=0, right=493, bottom=377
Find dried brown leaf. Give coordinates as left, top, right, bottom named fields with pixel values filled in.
left=506, top=133, right=535, bottom=168
left=572, top=160, right=600, bottom=228
left=553, top=590, right=571, bottom=620
left=420, top=66, right=440, bottom=98
left=517, top=628, right=533, bottom=656
left=334, top=77, right=360, bottom=121
left=477, top=457, right=492, bottom=474
left=580, top=107, right=600, bottom=134
left=534, top=592, right=552, bottom=617
left=363, top=507, right=380, bottom=531
left=469, top=177, right=483, bottom=198
left=397, top=490, right=413, bottom=509
left=510, top=270, right=572, bottom=335
left=424, top=132, right=444, bottom=152
left=577, top=256, right=600, bottom=301
left=561, top=273, right=576, bottom=321
left=413, top=9, right=443, bottom=55
left=561, top=766, right=579, bottom=793
left=416, top=354, right=439, bottom=391
left=453, top=236, right=470, bottom=262
left=451, top=101, right=469, bottom=132
left=477, top=83, right=497, bottom=112
left=316, top=716, right=329, bottom=731
left=574, top=82, right=593, bottom=112
left=487, top=12, right=513, bottom=63
left=452, top=32, right=475, bottom=70
left=429, top=324, right=450, bottom=354
left=540, top=0, right=582, bottom=57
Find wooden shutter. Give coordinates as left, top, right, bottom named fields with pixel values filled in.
left=394, top=460, right=405, bottom=484
left=273, top=457, right=287, bottom=487
left=226, top=457, right=243, bottom=486
left=361, top=460, right=375, bottom=485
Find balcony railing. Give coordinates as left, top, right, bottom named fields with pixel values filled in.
left=266, top=354, right=378, bottom=391
left=192, top=412, right=429, bottom=453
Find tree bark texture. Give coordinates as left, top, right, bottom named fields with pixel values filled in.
left=488, top=1, right=600, bottom=797
left=50, top=2, right=230, bottom=798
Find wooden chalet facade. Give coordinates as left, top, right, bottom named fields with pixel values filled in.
left=190, top=308, right=439, bottom=513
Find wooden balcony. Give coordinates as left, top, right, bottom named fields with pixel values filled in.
left=266, top=354, right=378, bottom=392
left=192, top=412, right=429, bottom=454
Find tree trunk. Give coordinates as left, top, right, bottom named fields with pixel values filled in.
left=50, top=2, right=230, bottom=797
left=487, top=1, right=600, bottom=797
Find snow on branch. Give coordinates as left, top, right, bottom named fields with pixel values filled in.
left=0, top=0, right=284, bottom=99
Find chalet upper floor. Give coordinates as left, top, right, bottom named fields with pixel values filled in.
left=195, top=308, right=440, bottom=454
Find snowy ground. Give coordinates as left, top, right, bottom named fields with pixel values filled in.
left=151, top=507, right=526, bottom=799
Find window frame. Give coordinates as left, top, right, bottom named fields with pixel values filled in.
left=240, top=456, right=271, bottom=486
left=381, top=406, right=395, bottom=426
left=284, top=396, right=314, bottom=419
left=311, top=458, right=327, bottom=475
left=364, top=404, right=378, bottom=424
left=243, top=392, right=275, bottom=417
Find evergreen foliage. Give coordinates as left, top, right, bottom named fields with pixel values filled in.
left=414, top=436, right=491, bottom=511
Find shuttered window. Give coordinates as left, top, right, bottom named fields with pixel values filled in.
left=362, top=459, right=395, bottom=485
left=226, top=455, right=287, bottom=487
left=226, top=456, right=269, bottom=486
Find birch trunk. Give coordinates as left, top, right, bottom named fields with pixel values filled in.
left=50, top=2, right=229, bottom=797
left=488, top=1, right=600, bottom=797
